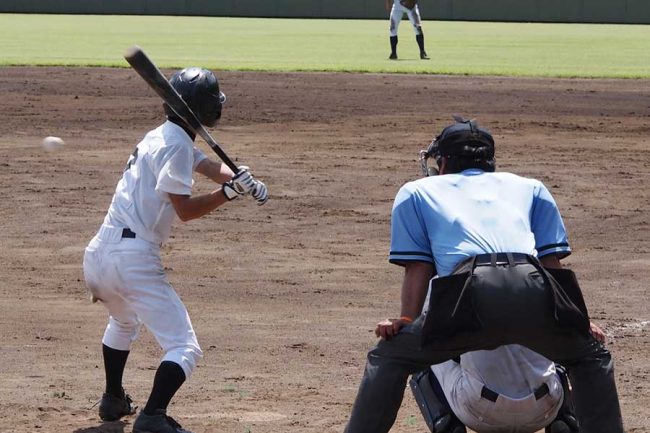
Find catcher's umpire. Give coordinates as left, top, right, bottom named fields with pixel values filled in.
left=344, top=117, right=624, bottom=433
left=83, top=67, right=267, bottom=433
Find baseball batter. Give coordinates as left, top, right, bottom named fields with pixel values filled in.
left=386, top=0, right=429, bottom=60
left=83, top=67, right=267, bottom=433
left=344, top=117, right=624, bottom=433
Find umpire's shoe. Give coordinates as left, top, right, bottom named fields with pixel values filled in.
left=99, top=391, right=136, bottom=421
left=133, top=409, right=192, bottom=433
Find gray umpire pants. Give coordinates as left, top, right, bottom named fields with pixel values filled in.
left=344, top=263, right=624, bottom=433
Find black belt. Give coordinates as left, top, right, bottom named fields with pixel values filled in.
left=474, top=252, right=532, bottom=267
left=121, top=228, right=136, bottom=238
left=481, top=382, right=550, bottom=402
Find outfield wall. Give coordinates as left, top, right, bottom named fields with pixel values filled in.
left=2, top=0, right=649, bottom=24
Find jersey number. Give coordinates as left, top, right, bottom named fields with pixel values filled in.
left=124, top=147, right=138, bottom=172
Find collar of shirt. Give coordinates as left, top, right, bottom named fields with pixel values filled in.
left=165, top=119, right=196, bottom=142
left=459, top=168, right=485, bottom=176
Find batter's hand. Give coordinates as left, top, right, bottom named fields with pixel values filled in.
left=232, top=166, right=256, bottom=193
left=375, top=318, right=410, bottom=340
left=251, top=179, right=268, bottom=205
left=222, top=167, right=255, bottom=200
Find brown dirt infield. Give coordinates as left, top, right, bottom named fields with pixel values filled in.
left=0, top=67, right=648, bottom=433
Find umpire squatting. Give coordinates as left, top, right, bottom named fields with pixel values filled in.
left=344, top=117, right=624, bottom=433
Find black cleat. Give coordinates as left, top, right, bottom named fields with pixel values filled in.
left=98, top=391, right=136, bottom=421
left=133, top=409, right=192, bottom=433
left=420, top=51, right=430, bottom=60
left=389, top=53, right=398, bottom=60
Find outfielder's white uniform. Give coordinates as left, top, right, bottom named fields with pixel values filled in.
left=431, top=346, right=563, bottom=433
left=83, top=121, right=207, bottom=378
left=390, top=0, right=423, bottom=37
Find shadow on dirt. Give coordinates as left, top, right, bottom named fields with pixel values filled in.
left=73, top=420, right=127, bottom=433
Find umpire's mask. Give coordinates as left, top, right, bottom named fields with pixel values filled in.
left=419, top=138, right=441, bottom=176
left=420, top=115, right=496, bottom=177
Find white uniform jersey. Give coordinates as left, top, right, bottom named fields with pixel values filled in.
left=84, top=120, right=208, bottom=379
left=103, top=121, right=207, bottom=245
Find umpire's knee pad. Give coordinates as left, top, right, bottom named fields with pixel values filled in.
left=163, top=344, right=203, bottom=379
left=410, top=370, right=467, bottom=433
left=548, top=365, right=579, bottom=433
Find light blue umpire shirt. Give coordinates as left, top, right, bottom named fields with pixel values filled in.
left=389, top=169, right=571, bottom=276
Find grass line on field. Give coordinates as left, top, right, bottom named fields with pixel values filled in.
left=0, top=14, right=648, bottom=78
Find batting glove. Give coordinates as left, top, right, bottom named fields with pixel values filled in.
left=251, top=180, right=268, bottom=205
left=222, top=167, right=255, bottom=200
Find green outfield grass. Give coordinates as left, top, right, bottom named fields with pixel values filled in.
left=0, top=14, right=648, bottom=78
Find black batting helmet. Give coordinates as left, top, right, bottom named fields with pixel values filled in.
left=166, top=67, right=226, bottom=127
left=420, top=116, right=495, bottom=176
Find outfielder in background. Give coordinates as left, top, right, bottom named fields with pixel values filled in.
left=344, top=117, right=624, bottom=433
left=83, top=67, right=268, bottom=433
left=386, top=0, right=429, bottom=60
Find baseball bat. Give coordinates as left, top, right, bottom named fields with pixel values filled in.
left=123, top=45, right=239, bottom=173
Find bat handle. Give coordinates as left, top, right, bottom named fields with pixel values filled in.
left=222, top=155, right=239, bottom=174
left=199, top=129, right=239, bottom=173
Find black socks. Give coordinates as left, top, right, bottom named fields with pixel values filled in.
left=103, top=345, right=186, bottom=415
left=143, top=361, right=186, bottom=415
left=103, top=344, right=130, bottom=397
left=416, top=32, right=425, bottom=53
left=390, top=35, right=398, bottom=56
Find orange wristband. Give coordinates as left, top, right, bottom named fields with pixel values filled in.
left=400, top=316, right=414, bottom=323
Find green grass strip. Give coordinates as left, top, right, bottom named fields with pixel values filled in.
left=0, top=14, right=648, bottom=78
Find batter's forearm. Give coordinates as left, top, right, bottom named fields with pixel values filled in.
left=195, top=158, right=235, bottom=184
left=169, top=190, right=230, bottom=222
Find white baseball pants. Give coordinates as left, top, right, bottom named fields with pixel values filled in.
left=83, top=224, right=203, bottom=379
left=431, top=361, right=563, bottom=433
left=390, top=1, right=423, bottom=37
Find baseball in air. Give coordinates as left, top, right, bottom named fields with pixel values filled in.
left=42, top=136, right=65, bottom=151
